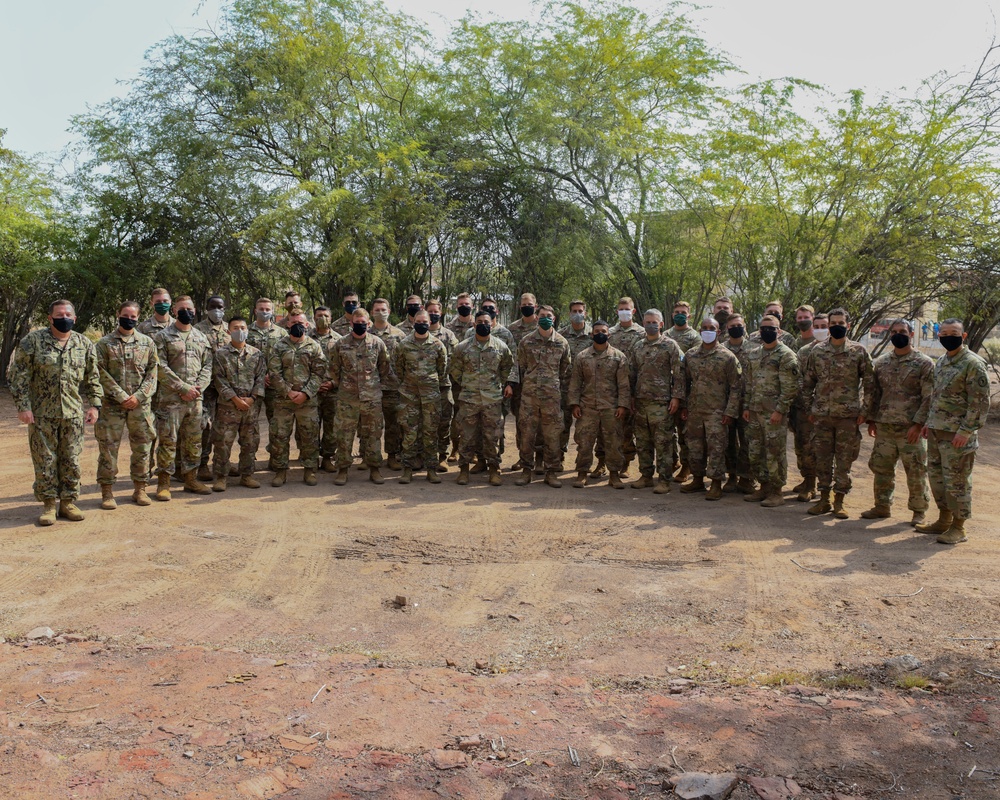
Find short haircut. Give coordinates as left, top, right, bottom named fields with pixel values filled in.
left=406, top=294, right=422, bottom=303
left=255, top=297, right=273, bottom=307
left=207, top=294, right=224, bottom=304
left=315, top=305, right=330, bottom=314
left=228, top=315, right=247, bottom=326
left=644, top=308, right=664, bottom=322
left=813, top=313, right=828, bottom=323
left=150, top=287, right=170, bottom=299
left=618, top=296, right=635, bottom=308
left=889, top=317, right=912, bottom=332
left=766, top=299, right=784, bottom=310
left=673, top=301, right=691, bottom=311
left=714, top=296, right=732, bottom=305
left=285, top=290, right=300, bottom=299
left=456, top=292, right=472, bottom=301
left=941, top=317, right=964, bottom=329
left=725, top=313, right=744, bottom=323
left=372, top=297, right=390, bottom=307
left=701, top=316, right=719, bottom=329
left=569, top=299, right=586, bottom=308
left=49, top=299, right=75, bottom=314
left=827, top=307, right=849, bottom=321
left=593, top=319, right=610, bottom=328
left=424, top=298, right=442, bottom=310
left=537, top=304, right=555, bottom=315
left=474, top=309, right=492, bottom=321
left=352, top=307, right=370, bottom=320
left=413, top=308, right=430, bottom=319
left=174, top=295, right=193, bottom=306
left=760, top=314, right=780, bottom=325
left=118, top=300, right=141, bottom=313
left=343, top=288, right=359, bottom=299
left=481, top=296, right=498, bottom=306
left=521, top=292, right=537, bottom=303
left=795, top=304, right=815, bottom=316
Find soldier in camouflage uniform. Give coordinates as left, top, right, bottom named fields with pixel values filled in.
left=801, top=308, right=874, bottom=519
left=558, top=299, right=592, bottom=457
left=9, top=299, right=103, bottom=525
left=394, top=310, right=449, bottom=484
left=568, top=320, right=631, bottom=489
left=748, top=300, right=796, bottom=348
left=681, top=317, right=742, bottom=500
left=277, top=291, right=314, bottom=336
left=861, top=319, right=933, bottom=525
left=788, top=306, right=820, bottom=501
left=195, top=295, right=230, bottom=481
left=312, top=307, right=342, bottom=471
left=446, top=292, right=477, bottom=462
left=741, top=315, right=800, bottom=507
left=515, top=305, right=572, bottom=487
left=331, top=291, right=361, bottom=337
left=451, top=310, right=515, bottom=486
left=369, top=298, right=406, bottom=470
left=507, top=292, right=540, bottom=468
left=247, top=298, right=288, bottom=470
left=426, top=299, right=459, bottom=471
left=329, top=308, right=392, bottom=485
left=723, top=314, right=758, bottom=494
left=666, top=300, right=701, bottom=483
left=153, top=296, right=214, bottom=500
left=94, top=300, right=158, bottom=509
left=629, top=309, right=684, bottom=494
left=604, top=296, right=643, bottom=476
left=137, top=287, right=173, bottom=338
left=915, top=319, right=991, bottom=544
left=211, top=315, right=266, bottom=491
left=398, top=294, right=423, bottom=335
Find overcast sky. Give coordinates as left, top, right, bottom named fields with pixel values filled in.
left=1, top=0, right=997, bottom=157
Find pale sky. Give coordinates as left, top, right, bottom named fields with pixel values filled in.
left=1, top=0, right=997, bottom=157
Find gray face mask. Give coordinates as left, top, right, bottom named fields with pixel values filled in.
left=231, top=329, right=248, bottom=344
left=570, top=312, right=585, bottom=325
left=207, top=308, right=225, bottom=324
left=255, top=310, right=273, bottom=323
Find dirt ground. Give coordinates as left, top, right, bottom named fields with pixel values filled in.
left=1, top=388, right=999, bottom=800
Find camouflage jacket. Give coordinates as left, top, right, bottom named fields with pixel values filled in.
left=608, top=322, right=643, bottom=356
left=684, top=344, right=742, bottom=418
left=213, top=343, right=266, bottom=406
left=518, top=329, right=572, bottom=402
left=370, top=323, right=405, bottom=391
left=394, top=334, right=448, bottom=401
left=329, top=333, right=391, bottom=403
left=506, top=316, right=537, bottom=349
left=138, top=314, right=172, bottom=338
left=154, top=324, right=214, bottom=405
left=195, top=319, right=230, bottom=352
left=744, top=343, right=799, bottom=417
left=666, top=325, right=702, bottom=353
left=801, top=339, right=874, bottom=418
left=247, top=322, right=288, bottom=364
left=397, top=317, right=415, bottom=334
left=558, top=323, right=594, bottom=361
left=464, top=324, right=519, bottom=382
left=310, top=329, right=339, bottom=349
left=330, top=315, right=355, bottom=337
left=9, top=329, right=103, bottom=418
left=748, top=328, right=796, bottom=348
left=95, top=329, right=158, bottom=406
left=724, top=338, right=760, bottom=415
left=868, top=349, right=934, bottom=426
left=629, top=335, right=685, bottom=404
left=567, top=345, right=631, bottom=411
left=926, top=346, right=991, bottom=436
left=791, top=334, right=818, bottom=353
left=450, top=335, right=514, bottom=406
left=268, top=336, right=326, bottom=401
left=446, top=315, right=475, bottom=339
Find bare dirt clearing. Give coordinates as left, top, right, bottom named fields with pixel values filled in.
left=1, top=389, right=999, bottom=799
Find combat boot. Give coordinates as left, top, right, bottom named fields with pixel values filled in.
left=456, top=465, right=470, bottom=485
left=515, top=468, right=533, bottom=486
left=910, top=510, right=926, bottom=527
left=155, top=474, right=172, bottom=502
left=271, top=469, right=287, bottom=487
left=653, top=476, right=672, bottom=494
left=673, top=465, right=691, bottom=484
left=572, top=471, right=588, bottom=488
left=229, top=463, right=240, bottom=477
left=589, top=459, right=607, bottom=479
left=183, top=471, right=212, bottom=495
left=808, top=490, right=832, bottom=515
left=386, top=455, right=402, bottom=470
left=38, top=500, right=57, bottom=526
left=832, top=492, right=849, bottom=519
left=59, top=500, right=85, bottom=521
left=796, top=476, right=817, bottom=502
left=333, top=468, right=349, bottom=486
left=426, top=467, right=441, bottom=484
left=791, top=479, right=807, bottom=494
left=705, top=479, right=723, bottom=501
left=100, top=485, right=117, bottom=510
left=631, top=475, right=655, bottom=490
left=212, top=475, right=227, bottom=492
left=860, top=504, right=891, bottom=519
left=737, top=477, right=755, bottom=494
left=916, top=509, right=953, bottom=534
left=132, top=481, right=151, bottom=506
left=761, top=486, right=786, bottom=507
left=937, top=517, right=967, bottom=545
left=369, top=467, right=384, bottom=485
left=619, top=460, right=632, bottom=479
left=743, top=485, right=768, bottom=502
left=197, top=463, right=213, bottom=482
left=436, top=460, right=449, bottom=473
left=304, top=469, right=317, bottom=486
left=321, top=456, right=336, bottom=473
left=447, top=445, right=460, bottom=464
left=470, top=458, right=488, bottom=474
left=509, top=458, right=526, bottom=472
left=544, top=470, right=562, bottom=488
left=399, top=467, right=412, bottom=484
left=608, top=471, right=624, bottom=489
left=239, top=475, right=261, bottom=489
left=488, top=466, right=503, bottom=486
left=723, top=475, right=739, bottom=493
left=679, top=475, right=705, bottom=493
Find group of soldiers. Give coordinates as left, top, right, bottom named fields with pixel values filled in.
left=7, top=289, right=991, bottom=545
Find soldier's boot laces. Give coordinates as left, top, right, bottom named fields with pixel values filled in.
left=807, top=490, right=832, bottom=515
left=488, top=466, right=503, bottom=486
left=572, top=471, right=588, bottom=489
left=321, top=457, right=336, bottom=473
left=470, top=458, right=488, bottom=474
left=271, top=469, right=287, bottom=488
left=304, top=469, right=318, bottom=486
left=722, top=476, right=740, bottom=493
left=333, top=468, right=349, bottom=486
left=212, top=475, right=227, bottom=493
left=456, top=465, right=469, bottom=485
left=38, top=500, right=57, bottom=527
left=544, top=470, right=562, bottom=488
left=761, top=485, right=786, bottom=508
left=608, top=471, right=625, bottom=490
left=399, top=467, right=413, bottom=485
left=426, top=466, right=441, bottom=484
left=132, top=481, right=151, bottom=506
left=796, top=476, right=817, bottom=502
left=239, top=475, right=261, bottom=489
left=369, top=468, right=385, bottom=485
left=910, top=510, right=927, bottom=527
left=631, top=475, right=655, bottom=490
left=155, top=474, right=172, bottom=502
left=673, top=466, right=691, bottom=484
left=737, top=477, right=755, bottom=494
left=183, top=471, right=212, bottom=495
left=831, top=492, right=849, bottom=519
left=515, top=468, right=533, bottom=486
left=589, top=459, right=607, bottom=479
left=197, top=463, right=213, bottom=482
left=937, top=517, right=968, bottom=545
left=653, top=476, right=672, bottom=494
left=916, top=509, right=952, bottom=534
left=860, top=504, right=891, bottom=519
left=705, top=479, right=723, bottom=501
left=744, top=485, right=768, bottom=502
left=100, top=485, right=117, bottom=510
left=59, top=500, right=85, bottom=521
left=679, top=476, right=705, bottom=494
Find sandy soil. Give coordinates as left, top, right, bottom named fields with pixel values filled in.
left=1, top=388, right=999, bottom=799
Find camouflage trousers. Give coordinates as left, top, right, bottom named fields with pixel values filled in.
left=400, top=394, right=441, bottom=468
left=596, top=409, right=635, bottom=462
left=318, top=389, right=338, bottom=459
left=511, top=381, right=524, bottom=451
left=457, top=402, right=504, bottom=467
left=575, top=409, right=624, bottom=473
left=212, top=401, right=261, bottom=477
left=263, top=387, right=278, bottom=455
left=518, top=393, right=563, bottom=469
left=671, top=413, right=689, bottom=471
left=927, top=428, right=978, bottom=519
left=725, top=414, right=751, bottom=480
left=868, top=422, right=929, bottom=512
left=270, top=400, right=320, bottom=470
left=437, top=392, right=454, bottom=462
left=156, top=400, right=205, bottom=476
left=450, top=383, right=463, bottom=452
left=686, top=411, right=729, bottom=481
left=334, top=396, right=384, bottom=470
left=634, top=400, right=675, bottom=478
left=383, top=390, right=402, bottom=458
left=199, top=386, right=218, bottom=467
left=814, top=416, right=861, bottom=494
left=96, top=403, right=155, bottom=485
left=28, top=415, right=85, bottom=501
left=789, top=406, right=816, bottom=480
left=561, top=405, right=576, bottom=453
left=747, top=411, right=788, bottom=488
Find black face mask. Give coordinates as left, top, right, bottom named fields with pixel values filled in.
left=592, top=332, right=609, bottom=345
left=475, top=322, right=492, bottom=337
left=890, top=332, right=910, bottom=349
left=520, top=305, right=535, bottom=317
left=414, top=322, right=430, bottom=335
left=52, top=317, right=75, bottom=333
left=714, top=311, right=730, bottom=326
left=352, top=322, right=368, bottom=336
left=769, top=311, right=782, bottom=321
left=458, top=305, right=473, bottom=317
left=344, top=301, right=358, bottom=314
left=797, top=319, right=812, bottom=332
left=429, top=313, right=441, bottom=325
left=829, top=324, right=848, bottom=340
left=118, top=317, right=138, bottom=331
left=406, top=303, right=421, bottom=317
left=727, top=325, right=745, bottom=339
left=759, top=327, right=778, bottom=344
left=940, top=335, right=964, bottom=352
left=176, top=308, right=196, bottom=325
left=483, top=307, right=497, bottom=319
left=290, top=323, right=306, bottom=338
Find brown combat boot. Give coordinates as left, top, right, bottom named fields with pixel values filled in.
left=572, top=471, right=588, bottom=488
left=608, top=471, right=624, bottom=489
left=937, top=517, right=967, bottom=545
left=796, top=476, right=817, bottom=502
left=488, top=466, right=503, bottom=486
left=239, top=475, right=261, bottom=489
left=399, top=467, right=412, bottom=484
left=916, top=509, right=953, bottom=534
left=59, top=500, right=85, bottom=521
left=589, top=459, right=607, bottom=479
left=447, top=446, right=460, bottom=464
left=304, top=469, right=318, bottom=486
left=673, top=466, right=691, bottom=484
left=723, top=476, right=739, bottom=493
left=705, top=479, right=723, bottom=500
left=744, top=485, right=768, bottom=502
left=653, top=476, right=672, bottom=494
left=910, top=510, right=927, bottom=527
left=761, top=486, right=786, bottom=508
left=515, top=468, right=533, bottom=486
left=470, top=458, right=488, bottom=474
left=619, top=460, right=631, bottom=479
left=183, top=471, right=212, bottom=495
left=386, top=455, right=403, bottom=470
left=680, top=476, right=705, bottom=494
left=132, top=481, right=151, bottom=506
left=456, top=465, right=469, bottom=485
left=228, top=463, right=240, bottom=477
left=436, top=461, right=449, bottom=474
left=808, top=490, right=832, bottom=515
left=737, top=477, right=755, bottom=494
left=271, top=470, right=287, bottom=487
left=333, top=468, right=349, bottom=486
left=38, top=500, right=57, bottom=527
left=631, top=475, right=655, bottom=489
left=155, top=474, right=172, bottom=502
left=544, top=470, right=562, bottom=488
left=860, top=504, right=891, bottom=519
left=321, top=456, right=336, bottom=473
left=100, top=485, right=117, bottom=510
left=369, top=467, right=385, bottom=485
left=832, top=492, right=849, bottom=519
left=426, top=467, right=442, bottom=484
left=212, top=475, right=227, bottom=492
left=197, top=463, right=213, bottom=482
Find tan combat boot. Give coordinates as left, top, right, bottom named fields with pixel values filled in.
left=653, top=476, right=672, bottom=494
left=426, top=467, right=441, bottom=484
left=386, top=455, right=403, bottom=470
left=807, top=490, right=832, bottom=515
left=544, top=470, right=562, bottom=488
left=572, top=471, right=588, bottom=488
left=271, top=469, right=287, bottom=487
left=680, top=476, right=706, bottom=494
left=937, top=517, right=967, bottom=545
left=589, top=459, right=607, bottom=479
left=470, top=458, right=488, bottom=474
left=910, top=510, right=927, bottom=527
left=631, top=475, right=655, bottom=490
left=456, top=465, right=470, bottom=485
left=155, top=474, right=172, bottom=502
left=369, top=467, right=385, bottom=485
left=228, top=463, right=239, bottom=477
left=860, top=504, right=891, bottom=519
left=333, top=468, right=349, bottom=486
left=705, top=479, right=723, bottom=501
left=673, top=465, right=691, bottom=484
left=436, top=461, right=449, bottom=474
left=59, top=500, right=85, bottom=521
left=183, top=471, right=212, bottom=495
left=743, top=484, right=768, bottom=502
left=619, top=460, right=631, bottom=479
left=447, top=446, right=460, bottom=464
left=737, top=477, right=755, bottom=494
left=761, top=486, right=786, bottom=508
left=321, top=456, right=336, bottom=473
left=796, top=476, right=817, bottom=502
left=916, top=509, right=952, bottom=534
left=608, top=471, right=624, bottom=489
left=38, top=500, right=57, bottom=527
left=399, top=467, right=413, bottom=484
left=515, top=467, right=533, bottom=486
left=832, top=492, right=849, bottom=519
left=197, top=463, right=213, bottom=482
left=212, top=475, right=227, bottom=492
left=488, top=466, right=502, bottom=486
left=132, top=481, right=151, bottom=506
left=303, top=469, right=317, bottom=486
left=239, top=475, right=261, bottom=489
left=100, top=485, right=117, bottom=510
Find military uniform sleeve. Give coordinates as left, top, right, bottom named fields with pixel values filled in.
left=448, top=344, right=464, bottom=388
left=559, top=342, right=572, bottom=391
left=8, top=338, right=33, bottom=413
left=328, top=343, right=342, bottom=390
left=499, top=342, right=514, bottom=386
left=567, top=357, right=583, bottom=408
left=268, top=344, right=291, bottom=397
left=616, top=354, right=631, bottom=409
left=682, top=355, right=692, bottom=408
left=136, top=340, right=158, bottom=403
left=776, top=350, right=799, bottom=416
left=913, top=357, right=933, bottom=426
left=157, top=334, right=192, bottom=394
left=377, top=340, right=391, bottom=386
left=83, top=340, right=103, bottom=408
left=96, top=339, right=130, bottom=405
left=195, top=343, right=214, bottom=393
left=436, top=342, right=449, bottom=388
left=303, top=345, right=324, bottom=398
left=670, top=345, right=685, bottom=403
left=858, top=347, right=874, bottom=417
left=392, top=344, right=407, bottom=387
left=213, top=352, right=238, bottom=402
left=960, top=359, right=991, bottom=436
left=251, top=351, right=267, bottom=398
left=865, top=359, right=883, bottom=422
left=801, top=349, right=817, bottom=412
left=517, top=339, right=529, bottom=382
left=723, top=356, right=741, bottom=419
